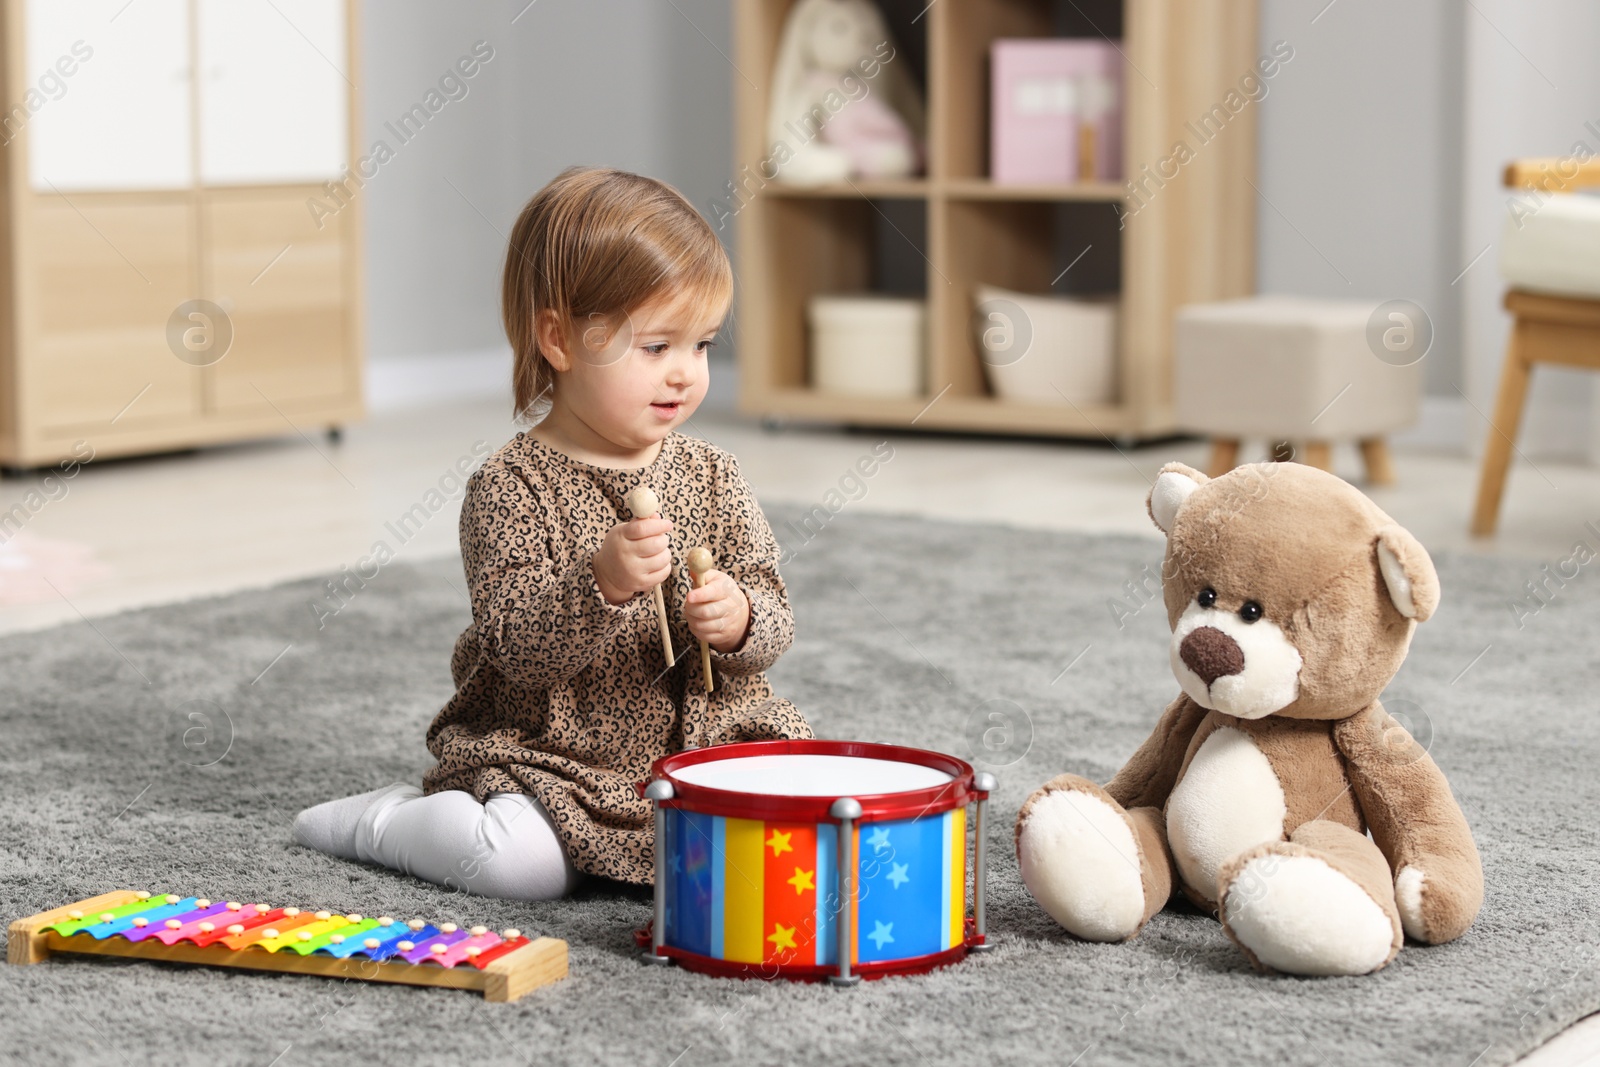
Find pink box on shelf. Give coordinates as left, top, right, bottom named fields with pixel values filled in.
left=990, top=38, right=1124, bottom=184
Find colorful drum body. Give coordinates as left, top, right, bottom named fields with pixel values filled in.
left=640, top=740, right=989, bottom=981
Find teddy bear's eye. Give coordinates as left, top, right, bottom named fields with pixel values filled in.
left=1197, top=587, right=1217, bottom=609
left=1239, top=600, right=1264, bottom=623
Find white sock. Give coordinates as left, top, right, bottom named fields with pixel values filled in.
left=292, top=783, right=416, bottom=861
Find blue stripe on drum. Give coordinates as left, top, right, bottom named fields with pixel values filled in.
left=710, top=815, right=726, bottom=959
left=672, top=809, right=715, bottom=959
left=815, top=821, right=836, bottom=966
left=663, top=806, right=680, bottom=949
left=856, top=815, right=946, bottom=964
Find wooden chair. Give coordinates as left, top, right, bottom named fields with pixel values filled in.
left=1472, top=157, right=1600, bottom=536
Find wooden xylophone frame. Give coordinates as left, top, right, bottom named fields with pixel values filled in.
left=8, top=891, right=567, bottom=1003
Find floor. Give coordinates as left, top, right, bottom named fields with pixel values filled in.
left=1, top=384, right=1596, bottom=1064
left=2, top=387, right=1596, bottom=637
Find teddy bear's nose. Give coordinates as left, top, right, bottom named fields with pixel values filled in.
left=1180, top=626, right=1245, bottom=685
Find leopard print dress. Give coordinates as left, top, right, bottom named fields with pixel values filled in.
left=421, top=430, right=813, bottom=885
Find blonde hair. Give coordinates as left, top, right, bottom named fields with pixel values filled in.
left=502, top=167, right=733, bottom=422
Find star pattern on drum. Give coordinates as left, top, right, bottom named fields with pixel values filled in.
left=787, top=867, right=815, bottom=895
left=768, top=923, right=797, bottom=952
left=765, top=829, right=792, bottom=857
left=670, top=853, right=683, bottom=875
left=887, top=862, right=910, bottom=889
left=868, top=920, right=894, bottom=950
left=867, top=826, right=891, bottom=852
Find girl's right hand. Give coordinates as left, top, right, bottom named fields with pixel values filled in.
left=592, top=517, right=674, bottom=604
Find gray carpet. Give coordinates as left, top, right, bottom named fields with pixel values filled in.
left=2, top=506, right=1596, bottom=1066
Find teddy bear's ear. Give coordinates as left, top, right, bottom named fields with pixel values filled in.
left=1375, top=524, right=1440, bottom=622
left=1147, top=462, right=1208, bottom=534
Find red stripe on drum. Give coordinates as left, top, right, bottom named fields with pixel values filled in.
left=760, top=821, right=817, bottom=966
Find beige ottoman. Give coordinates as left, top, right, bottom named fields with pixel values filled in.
left=1174, top=296, right=1424, bottom=483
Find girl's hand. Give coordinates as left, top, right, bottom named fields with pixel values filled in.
left=684, top=569, right=750, bottom=654
left=592, top=517, right=674, bottom=605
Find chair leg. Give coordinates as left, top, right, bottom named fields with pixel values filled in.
left=1359, top=438, right=1395, bottom=487
left=1208, top=438, right=1240, bottom=479
left=1301, top=441, right=1332, bottom=472
left=1471, top=322, right=1534, bottom=537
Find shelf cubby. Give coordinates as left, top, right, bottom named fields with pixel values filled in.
left=742, top=193, right=931, bottom=397
left=733, top=0, right=1260, bottom=441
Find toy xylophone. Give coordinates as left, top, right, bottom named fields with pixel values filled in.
left=8, top=890, right=566, bottom=1002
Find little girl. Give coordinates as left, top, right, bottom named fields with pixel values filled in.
left=293, top=167, right=813, bottom=899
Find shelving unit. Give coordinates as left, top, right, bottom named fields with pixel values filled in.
left=732, top=0, right=1258, bottom=441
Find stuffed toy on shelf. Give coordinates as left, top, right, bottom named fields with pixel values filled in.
left=1015, top=461, right=1483, bottom=976
left=766, top=0, right=926, bottom=184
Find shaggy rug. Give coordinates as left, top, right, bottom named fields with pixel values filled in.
left=0, top=507, right=1595, bottom=1066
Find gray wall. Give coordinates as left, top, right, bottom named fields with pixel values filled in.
left=1458, top=0, right=1600, bottom=460
left=360, top=0, right=733, bottom=362
left=1256, top=0, right=1465, bottom=396
left=361, top=0, right=1539, bottom=440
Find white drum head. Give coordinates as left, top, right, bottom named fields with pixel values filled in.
left=671, top=753, right=951, bottom=796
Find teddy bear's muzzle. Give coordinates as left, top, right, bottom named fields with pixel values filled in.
left=1179, top=626, right=1245, bottom=685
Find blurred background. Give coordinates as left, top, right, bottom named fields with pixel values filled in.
left=2, top=0, right=1599, bottom=632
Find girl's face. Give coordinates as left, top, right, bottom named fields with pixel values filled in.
left=551, top=288, right=723, bottom=457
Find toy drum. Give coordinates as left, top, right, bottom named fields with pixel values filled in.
left=636, top=739, right=996, bottom=984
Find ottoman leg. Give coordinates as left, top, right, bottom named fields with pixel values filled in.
left=1208, top=439, right=1240, bottom=479
left=1359, top=439, right=1396, bottom=487
left=1302, top=441, right=1332, bottom=472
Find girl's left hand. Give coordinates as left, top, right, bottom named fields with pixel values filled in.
left=683, top=570, right=751, bottom=654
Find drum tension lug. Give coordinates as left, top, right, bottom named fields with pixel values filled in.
left=828, top=797, right=864, bottom=988
left=644, top=778, right=676, bottom=967
left=970, top=771, right=998, bottom=953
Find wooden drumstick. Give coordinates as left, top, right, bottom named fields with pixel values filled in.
left=685, top=546, right=716, bottom=693
left=624, top=486, right=675, bottom=668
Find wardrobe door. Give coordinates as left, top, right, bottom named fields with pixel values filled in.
left=195, top=0, right=347, bottom=185
left=24, top=0, right=193, bottom=191
left=30, top=198, right=199, bottom=429
left=205, top=188, right=350, bottom=412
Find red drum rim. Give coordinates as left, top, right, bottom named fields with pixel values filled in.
left=644, top=739, right=980, bottom=822
left=659, top=940, right=974, bottom=982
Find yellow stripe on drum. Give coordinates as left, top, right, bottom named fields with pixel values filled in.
left=722, top=818, right=766, bottom=963
left=950, top=805, right=966, bottom=949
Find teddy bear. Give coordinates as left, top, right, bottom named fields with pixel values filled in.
left=1014, top=460, right=1483, bottom=976
left=766, top=0, right=926, bottom=184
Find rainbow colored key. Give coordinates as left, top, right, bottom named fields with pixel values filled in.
left=364, top=924, right=439, bottom=963
left=62, top=897, right=198, bottom=940
left=400, top=927, right=470, bottom=965
left=287, top=916, right=377, bottom=956
left=257, top=913, right=351, bottom=953
left=46, top=893, right=171, bottom=938
left=224, top=910, right=320, bottom=950
left=431, top=930, right=504, bottom=968
left=152, top=902, right=240, bottom=946
left=318, top=917, right=410, bottom=959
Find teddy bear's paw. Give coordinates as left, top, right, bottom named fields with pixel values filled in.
left=1220, top=852, right=1397, bottom=976
left=1394, top=866, right=1427, bottom=941
left=1017, top=785, right=1145, bottom=942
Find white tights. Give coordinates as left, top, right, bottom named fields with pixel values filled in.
left=292, top=783, right=581, bottom=902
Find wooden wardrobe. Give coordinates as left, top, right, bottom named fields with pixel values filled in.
left=0, top=0, right=362, bottom=470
